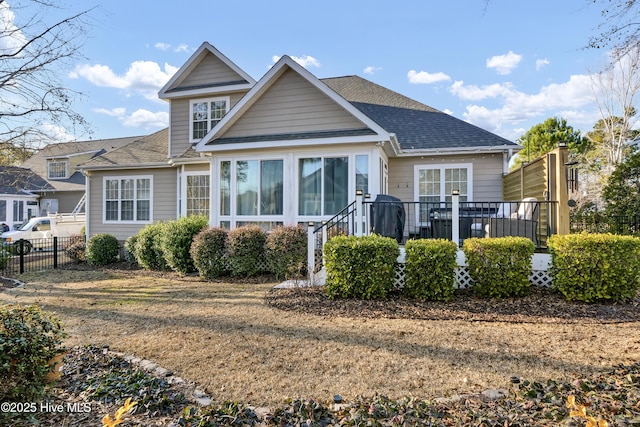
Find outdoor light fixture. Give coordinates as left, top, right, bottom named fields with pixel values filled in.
left=564, top=160, right=579, bottom=192
left=452, top=189, right=460, bottom=196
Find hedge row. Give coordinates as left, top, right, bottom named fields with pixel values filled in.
left=127, top=221, right=308, bottom=280
left=324, top=233, right=640, bottom=302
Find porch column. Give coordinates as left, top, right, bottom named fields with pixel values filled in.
left=451, top=190, right=460, bottom=246
left=355, top=190, right=363, bottom=236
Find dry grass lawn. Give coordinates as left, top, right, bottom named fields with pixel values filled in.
left=2, top=267, right=640, bottom=408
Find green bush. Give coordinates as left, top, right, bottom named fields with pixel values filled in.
left=134, top=222, right=170, bottom=271
left=266, top=225, right=308, bottom=281
left=86, top=233, right=120, bottom=266
left=324, top=234, right=399, bottom=300
left=160, top=215, right=209, bottom=274
left=123, top=234, right=139, bottom=264
left=404, top=239, right=458, bottom=301
left=227, top=225, right=268, bottom=277
left=548, top=233, right=640, bottom=302
left=190, top=227, right=229, bottom=279
left=462, top=237, right=535, bottom=298
left=0, top=304, right=66, bottom=403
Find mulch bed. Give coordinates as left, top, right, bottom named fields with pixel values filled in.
left=265, top=285, right=640, bottom=324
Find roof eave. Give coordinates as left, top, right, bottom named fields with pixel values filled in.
left=396, top=144, right=523, bottom=156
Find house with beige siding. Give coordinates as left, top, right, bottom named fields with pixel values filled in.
left=77, top=42, right=521, bottom=241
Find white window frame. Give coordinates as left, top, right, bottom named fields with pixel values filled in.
left=103, top=175, right=153, bottom=224
left=189, top=96, right=230, bottom=143
left=217, top=156, right=286, bottom=228
left=47, top=160, right=69, bottom=180
left=414, top=163, right=473, bottom=225
left=181, top=172, right=210, bottom=218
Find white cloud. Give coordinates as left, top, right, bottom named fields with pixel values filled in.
left=0, top=2, right=26, bottom=55
left=450, top=81, right=516, bottom=101
left=407, top=70, right=451, bottom=84
left=155, top=42, right=171, bottom=51
left=271, top=55, right=321, bottom=68
left=173, top=44, right=189, bottom=53
left=70, top=61, right=179, bottom=100
left=363, top=66, right=382, bottom=75
left=40, top=123, right=77, bottom=142
left=455, top=73, right=596, bottom=139
left=536, top=58, right=550, bottom=70
left=486, top=51, right=522, bottom=75
left=93, top=107, right=169, bottom=129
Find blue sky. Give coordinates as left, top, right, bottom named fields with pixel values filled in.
left=17, top=0, right=612, bottom=143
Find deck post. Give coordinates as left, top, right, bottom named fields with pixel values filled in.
left=452, top=190, right=460, bottom=246
left=307, top=222, right=315, bottom=282
left=355, top=190, right=363, bottom=236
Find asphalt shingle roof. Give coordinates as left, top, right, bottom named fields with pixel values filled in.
left=322, top=75, right=518, bottom=151
left=20, top=135, right=142, bottom=191
left=0, top=166, right=54, bottom=195
left=79, top=129, right=170, bottom=168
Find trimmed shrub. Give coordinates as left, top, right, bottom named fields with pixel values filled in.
left=266, top=225, right=307, bottom=281
left=0, top=305, right=66, bottom=403
left=123, top=234, right=139, bottom=264
left=324, top=234, right=399, bottom=300
left=86, top=233, right=120, bottom=266
left=404, top=239, right=458, bottom=301
left=227, top=225, right=267, bottom=277
left=548, top=232, right=640, bottom=302
left=160, top=215, right=209, bottom=274
left=190, top=227, right=229, bottom=279
left=134, top=222, right=170, bottom=271
left=462, top=237, right=535, bottom=298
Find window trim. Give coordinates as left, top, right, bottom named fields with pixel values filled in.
left=47, top=160, right=69, bottom=180
left=413, top=163, right=473, bottom=203
left=181, top=172, right=210, bottom=218
left=102, top=175, right=153, bottom=224
left=189, top=96, right=230, bottom=143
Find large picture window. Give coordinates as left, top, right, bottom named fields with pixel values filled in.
left=236, top=160, right=283, bottom=216
left=190, top=97, right=229, bottom=142
left=104, top=176, right=152, bottom=222
left=298, top=157, right=348, bottom=216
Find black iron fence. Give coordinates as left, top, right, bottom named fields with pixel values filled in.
left=571, top=211, right=640, bottom=235
left=0, top=236, right=82, bottom=276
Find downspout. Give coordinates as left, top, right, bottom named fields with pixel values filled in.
left=84, top=171, right=90, bottom=240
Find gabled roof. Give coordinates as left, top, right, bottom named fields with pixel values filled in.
left=0, top=166, right=54, bottom=195
left=78, top=128, right=171, bottom=170
left=196, top=56, right=391, bottom=151
left=159, top=42, right=256, bottom=99
left=323, top=76, right=518, bottom=152
left=20, top=136, right=142, bottom=191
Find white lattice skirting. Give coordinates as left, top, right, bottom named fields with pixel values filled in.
left=392, top=250, right=553, bottom=290
left=309, top=250, right=553, bottom=289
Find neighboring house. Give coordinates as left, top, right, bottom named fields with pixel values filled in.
left=0, top=166, right=54, bottom=229
left=78, top=42, right=521, bottom=241
left=19, top=136, right=142, bottom=215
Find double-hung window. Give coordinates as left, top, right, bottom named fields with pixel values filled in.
left=48, top=161, right=68, bottom=179
left=104, top=176, right=152, bottom=222
left=190, top=97, right=230, bottom=142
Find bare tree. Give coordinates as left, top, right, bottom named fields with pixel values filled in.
left=588, top=46, right=640, bottom=175
left=0, top=0, right=92, bottom=164
left=589, top=0, right=640, bottom=58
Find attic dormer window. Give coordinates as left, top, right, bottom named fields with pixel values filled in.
left=190, top=96, right=230, bottom=142
left=48, top=160, right=68, bottom=179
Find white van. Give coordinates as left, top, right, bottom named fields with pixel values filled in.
left=1, top=214, right=85, bottom=254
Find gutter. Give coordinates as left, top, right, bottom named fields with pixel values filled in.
left=77, top=162, right=172, bottom=173
left=395, top=144, right=522, bottom=157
